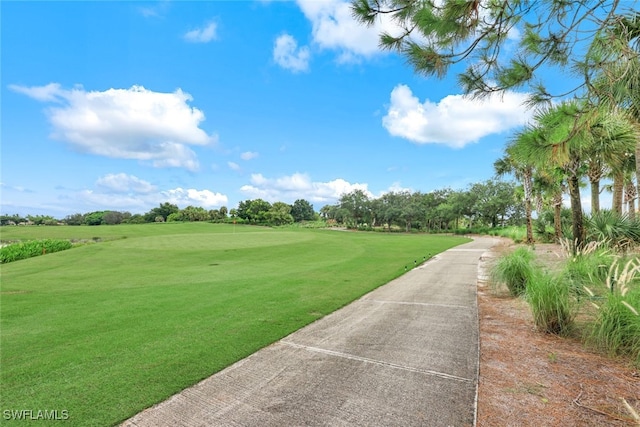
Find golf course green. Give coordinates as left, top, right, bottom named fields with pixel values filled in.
left=0, top=222, right=469, bottom=426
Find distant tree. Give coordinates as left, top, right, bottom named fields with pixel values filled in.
left=145, top=203, right=179, bottom=223
left=267, top=202, right=294, bottom=225
left=208, top=209, right=220, bottom=221
left=219, top=206, right=228, bottom=218
left=291, top=199, right=315, bottom=222
left=181, top=206, right=209, bottom=221
left=103, top=211, right=127, bottom=225
left=126, top=214, right=146, bottom=224
left=236, top=200, right=251, bottom=221
left=83, top=211, right=106, bottom=226
left=469, top=180, right=520, bottom=228
left=0, top=214, right=26, bottom=225
left=339, top=190, right=370, bottom=228
left=166, top=212, right=183, bottom=222
left=27, top=215, right=58, bottom=225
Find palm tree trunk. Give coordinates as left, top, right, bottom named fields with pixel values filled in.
left=525, top=199, right=534, bottom=244
left=612, top=171, right=624, bottom=214
left=636, top=139, right=640, bottom=218
left=553, top=191, right=563, bottom=243
left=568, top=173, right=584, bottom=251
left=590, top=178, right=600, bottom=213
left=625, top=180, right=637, bottom=220
left=523, top=169, right=534, bottom=244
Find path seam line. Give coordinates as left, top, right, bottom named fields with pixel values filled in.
left=365, top=299, right=469, bottom=309
left=280, top=341, right=473, bottom=384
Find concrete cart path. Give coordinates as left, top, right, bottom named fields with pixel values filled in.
left=122, top=237, right=499, bottom=427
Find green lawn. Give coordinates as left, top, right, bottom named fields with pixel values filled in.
left=0, top=223, right=469, bottom=426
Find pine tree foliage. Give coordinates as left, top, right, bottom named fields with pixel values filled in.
left=351, top=0, right=634, bottom=104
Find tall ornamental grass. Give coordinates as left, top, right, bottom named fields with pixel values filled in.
left=526, top=271, right=575, bottom=335
left=585, top=257, right=640, bottom=365
left=560, top=247, right=612, bottom=296
left=490, top=246, right=536, bottom=296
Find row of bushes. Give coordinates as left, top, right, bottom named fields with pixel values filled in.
left=491, top=243, right=640, bottom=366
left=0, top=239, right=73, bottom=263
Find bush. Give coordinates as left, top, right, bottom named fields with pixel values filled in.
left=0, top=239, right=73, bottom=263
left=586, top=210, right=640, bottom=251
left=533, top=215, right=555, bottom=243
left=526, top=271, right=575, bottom=335
left=491, top=246, right=536, bottom=296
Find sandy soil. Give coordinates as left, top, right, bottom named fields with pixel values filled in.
left=476, top=240, right=640, bottom=426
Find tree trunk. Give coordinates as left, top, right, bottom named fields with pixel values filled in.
left=636, top=138, right=639, bottom=217
left=568, top=173, right=584, bottom=252
left=612, top=171, right=624, bottom=214
left=525, top=199, right=534, bottom=244
left=590, top=178, right=600, bottom=213
left=553, top=191, right=563, bottom=243
left=625, top=180, right=636, bottom=220
left=523, top=169, right=534, bottom=244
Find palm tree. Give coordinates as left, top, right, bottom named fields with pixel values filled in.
left=588, top=12, right=640, bottom=210
left=533, top=167, right=567, bottom=243
left=522, top=101, right=594, bottom=250
left=587, top=108, right=637, bottom=214
left=495, top=130, right=537, bottom=244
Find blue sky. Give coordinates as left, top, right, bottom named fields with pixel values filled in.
left=1, top=0, right=543, bottom=218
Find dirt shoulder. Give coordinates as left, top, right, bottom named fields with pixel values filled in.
left=476, top=240, right=640, bottom=426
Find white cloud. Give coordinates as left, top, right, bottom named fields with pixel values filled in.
left=228, top=161, right=241, bottom=171
left=138, top=0, right=170, bottom=18
left=162, top=188, right=228, bottom=208
left=77, top=190, right=151, bottom=211
left=273, top=34, right=310, bottom=73
left=384, top=182, right=413, bottom=194
left=95, top=173, right=156, bottom=194
left=240, top=172, right=372, bottom=203
left=183, top=21, right=218, bottom=43
left=9, top=83, right=63, bottom=102
left=382, top=84, right=532, bottom=148
left=10, top=84, right=216, bottom=171
left=295, top=0, right=401, bottom=62
left=0, top=182, right=31, bottom=193
left=77, top=185, right=228, bottom=212
left=240, top=151, right=259, bottom=160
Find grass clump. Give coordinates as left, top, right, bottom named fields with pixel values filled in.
left=588, top=291, right=640, bottom=365
left=491, top=246, right=536, bottom=296
left=585, top=257, right=640, bottom=365
left=560, top=248, right=613, bottom=296
left=526, top=271, right=575, bottom=335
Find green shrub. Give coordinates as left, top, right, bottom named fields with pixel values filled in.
left=526, top=271, right=575, bottom=335
left=586, top=210, right=640, bottom=251
left=491, top=246, right=536, bottom=296
left=533, top=215, right=555, bottom=243
left=0, top=239, right=72, bottom=263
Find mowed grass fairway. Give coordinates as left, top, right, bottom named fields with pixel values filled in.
left=1, top=223, right=470, bottom=426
